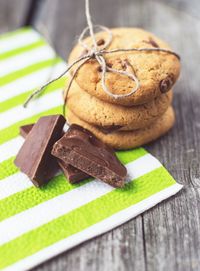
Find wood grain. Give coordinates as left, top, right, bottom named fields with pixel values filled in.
left=0, top=0, right=31, bottom=34
left=1, top=0, right=200, bottom=270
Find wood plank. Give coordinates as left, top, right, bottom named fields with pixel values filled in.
left=156, top=0, right=200, bottom=20
left=144, top=1, right=200, bottom=270
left=33, top=0, right=200, bottom=270
left=0, top=0, right=31, bottom=34
left=35, top=217, right=146, bottom=271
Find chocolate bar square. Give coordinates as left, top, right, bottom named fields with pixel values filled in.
left=15, top=115, right=66, bottom=187
left=19, top=122, right=90, bottom=184
left=52, top=124, right=127, bottom=187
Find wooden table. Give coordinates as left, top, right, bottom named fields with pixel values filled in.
left=1, top=0, right=200, bottom=270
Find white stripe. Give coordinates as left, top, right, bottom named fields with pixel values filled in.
left=126, top=153, right=162, bottom=179
left=0, top=62, right=66, bottom=102
left=0, top=90, right=63, bottom=130
left=0, top=45, right=55, bottom=77
left=2, top=183, right=183, bottom=271
left=0, top=137, right=23, bottom=163
left=0, top=173, right=33, bottom=201
left=0, top=154, right=161, bottom=244
left=0, top=30, right=40, bottom=54
left=0, top=171, right=61, bottom=201
left=0, top=153, right=159, bottom=201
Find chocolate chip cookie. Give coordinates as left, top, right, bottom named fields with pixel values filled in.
left=67, top=106, right=175, bottom=150
left=66, top=79, right=173, bottom=131
left=68, top=28, right=180, bottom=106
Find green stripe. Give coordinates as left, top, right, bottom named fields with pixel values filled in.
left=116, top=148, right=147, bottom=164
left=0, top=174, right=91, bottom=222
left=0, top=106, right=62, bottom=145
left=0, top=40, right=46, bottom=60
left=0, top=157, right=17, bottom=181
left=0, top=58, right=61, bottom=87
left=0, top=77, right=66, bottom=113
left=0, top=27, right=31, bottom=41
left=0, top=167, right=176, bottom=269
left=0, top=148, right=145, bottom=221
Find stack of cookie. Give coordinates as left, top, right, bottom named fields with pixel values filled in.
left=65, top=28, right=180, bottom=150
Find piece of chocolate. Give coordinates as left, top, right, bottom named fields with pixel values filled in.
left=15, top=115, right=66, bottom=187
left=19, top=124, right=34, bottom=138
left=52, top=124, right=127, bottom=188
left=58, top=160, right=90, bottom=183
left=19, top=122, right=90, bottom=183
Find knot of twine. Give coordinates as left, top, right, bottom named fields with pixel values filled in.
left=23, top=0, right=180, bottom=109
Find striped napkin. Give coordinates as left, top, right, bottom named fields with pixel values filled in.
left=0, top=27, right=183, bottom=271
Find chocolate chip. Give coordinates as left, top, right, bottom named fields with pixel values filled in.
left=97, top=39, right=105, bottom=46
left=143, top=37, right=159, bottom=48
left=97, top=63, right=112, bottom=72
left=106, top=62, right=113, bottom=68
left=121, top=59, right=135, bottom=75
left=97, top=66, right=102, bottom=72
left=121, top=63, right=126, bottom=70
left=159, top=74, right=174, bottom=93
left=148, top=37, right=159, bottom=48
left=121, top=59, right=129, bottom=70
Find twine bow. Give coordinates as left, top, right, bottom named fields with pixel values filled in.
left=23, top=0, right=180, bottom=110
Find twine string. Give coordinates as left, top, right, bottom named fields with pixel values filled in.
left=23, top=54, right=90, bottom=107
left=102, top=47, right=180, bottom=59
left=23, top=0, right=180, bottom=108
left=85, top=0, right=97, bottom=50
left=63, top=57, right=90, bottom=115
